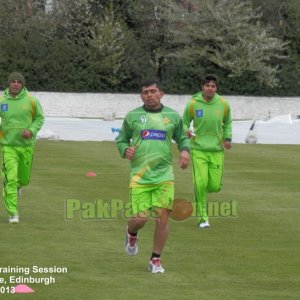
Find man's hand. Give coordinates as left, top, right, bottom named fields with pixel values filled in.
left=223, top=140, right=232, bottom=150
left=179, top=150, right=190, bottom=169
left=125, top=147, right=137, bottom=160
left=21, top=129, right=33, bottom=139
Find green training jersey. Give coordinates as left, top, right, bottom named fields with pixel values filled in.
left=182, top=92, right=232, bottom=152
left=0, top=88, right=44, bottom=146
left=117, top=105, right=190, bottom=186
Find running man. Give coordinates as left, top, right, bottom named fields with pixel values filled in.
left=0, top=72, right=44, bottom=224
left=182, top=74, right=232, bottom=228
left=117, top=79, right=190, bottom=273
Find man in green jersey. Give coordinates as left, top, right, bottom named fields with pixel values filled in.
left=182, top=74, right=232, bottom=228
left=0, top=72, right=44, bottom=224
left=117, top=79, right=190, bottom=273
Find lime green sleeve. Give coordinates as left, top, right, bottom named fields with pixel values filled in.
left=172, top=118, right=190, bottom=153
left=28, top=97, right=44, bottom=136
left=182, top=100, right=193, bottom=132
left=222, top=103, right=232, bottom=141
left=116, top=118, right=132, bottom=158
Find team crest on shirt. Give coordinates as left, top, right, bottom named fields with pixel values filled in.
left=140, top=115, right=147, bottom=123
left=23, top=104, right=29, bottom=110
left=196, top=110, right=203, bottom=117
left=162, top=117, right=170, bottom=124
left=1, top=104, right=8, bottom=112
left=141, top=130, right=166, bottom=140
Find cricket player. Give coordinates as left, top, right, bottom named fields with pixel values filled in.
left=182, top=74, right=232, bottom=228
left=117, top=79, right=190, bottom=273
left=0, top=72, right=44, bottom=224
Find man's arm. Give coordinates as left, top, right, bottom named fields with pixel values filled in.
left=172, top=118, right=190, bottom=169
left=28, top=97, right=44, bottom=137
left=116, top=118, right=132, bottom=158
left=223, top=102, right=232, bottom=150
left=182, top=100, right=193, bottom=134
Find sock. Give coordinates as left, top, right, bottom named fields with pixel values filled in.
left=151, top=252, right=160, bottom=260
left=128, top=229, right=137, bottom=236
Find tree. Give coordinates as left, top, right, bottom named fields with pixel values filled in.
left=88, top=2, right=129, bottom=87
left=251, top=0, right=300, bottom=94
left=166, top=0, right=287, bottom=87
left=0, top=0, right=295, bottom=93
left=49, top=0, right=100, bottom=43
left=118, top=0, right=287, bottom=88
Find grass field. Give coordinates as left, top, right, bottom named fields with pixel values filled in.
left=0, top=141, right=299, bottom=300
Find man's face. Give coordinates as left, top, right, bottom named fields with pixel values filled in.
left=202, top=80, right=217, bottom=101
left=9, top=80, right=23, bottom=97
left=141, top=84, right=164, bottom=110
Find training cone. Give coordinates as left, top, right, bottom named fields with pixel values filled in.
left=86, top=171, right=97, bottom=177
left=15, top=284, right=34, bottom=293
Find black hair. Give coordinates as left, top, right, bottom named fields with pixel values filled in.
left=201, top=74, right=218, bottom=87
left=140, top=79, right=162, bottom=91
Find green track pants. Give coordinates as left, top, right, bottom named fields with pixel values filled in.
left=191, top=150, right=224, bottom=222
left=1, top=145, right=34, bottom=216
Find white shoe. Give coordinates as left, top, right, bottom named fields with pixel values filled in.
left=148, top=258, right=165, bottom=274
left=124, top=227, right=138, bottom=256
left=9, top=214, right=19, bottom=224
left=198, top=221, right=210, bottom=228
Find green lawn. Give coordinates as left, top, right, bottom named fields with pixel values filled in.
left=0, top=141, right=299, bottom=300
